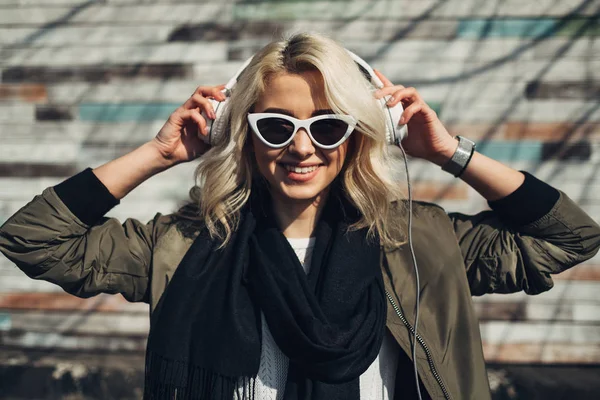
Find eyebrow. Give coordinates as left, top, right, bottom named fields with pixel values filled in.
left=262, top=108, right=335, bottom=117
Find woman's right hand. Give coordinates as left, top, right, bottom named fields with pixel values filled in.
left=152, top=85, right=227, bottom=165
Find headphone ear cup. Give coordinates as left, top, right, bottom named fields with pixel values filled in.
left=201, top=94, right=229, bottom=145
left=380, top=97, right=408, bottom=145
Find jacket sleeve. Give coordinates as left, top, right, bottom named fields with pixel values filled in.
left=449, top=172, right=600, bottom=296
left=0, top=169, right=162, bottom=303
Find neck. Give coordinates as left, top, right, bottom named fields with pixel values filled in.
left=271, top=189, right=329, bottom=239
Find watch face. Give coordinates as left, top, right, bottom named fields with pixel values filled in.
left=458, top=136, right=476, bottom=148
left=443, top=136, right=475, bottom=177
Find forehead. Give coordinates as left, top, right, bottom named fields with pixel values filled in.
left=254, top=70, right=330, bottom=116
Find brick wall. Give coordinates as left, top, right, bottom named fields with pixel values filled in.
left=0, top=0, right=599, bottom=395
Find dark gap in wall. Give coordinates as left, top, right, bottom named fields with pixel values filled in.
left=36, top=105, right=73, bottom=121
left=541, top=141, right=592, bottom=161
left=168, top=21, right=283, bottom=42
left=1, top=64, right=194, bottom=84
left=525, top=81, right=600, bottom=100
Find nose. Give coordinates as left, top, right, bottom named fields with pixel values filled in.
left=287, top=128, right=315, bottom=158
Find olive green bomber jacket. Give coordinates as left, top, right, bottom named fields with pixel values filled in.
left=1, top=182, right=600, bottom=399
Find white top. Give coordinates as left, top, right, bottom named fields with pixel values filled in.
left=240, top=237, right=399, bottom=399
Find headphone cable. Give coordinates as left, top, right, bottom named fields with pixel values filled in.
left=397, top=143, right=423, bottom=400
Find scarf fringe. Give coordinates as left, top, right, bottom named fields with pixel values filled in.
left=144, top=351, right=256, bottom=400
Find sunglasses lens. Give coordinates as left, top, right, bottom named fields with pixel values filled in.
left=256, top=117, right=295, bottom=145
left=310, top=119, right=349, bottom=146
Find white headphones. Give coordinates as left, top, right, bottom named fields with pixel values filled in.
left=200, top=50, right=408, bottom=146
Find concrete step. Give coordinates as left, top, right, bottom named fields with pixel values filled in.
left=1, top=349, right=600, bottom=399
left=0, top=349, right=145, bottom=400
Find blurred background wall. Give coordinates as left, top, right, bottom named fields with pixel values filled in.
left=0, top=0, right=598, bottom=398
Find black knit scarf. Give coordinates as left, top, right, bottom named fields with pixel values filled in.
left=144, top=186, right=386, bottom=399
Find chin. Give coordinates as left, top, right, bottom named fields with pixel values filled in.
left=277, top=182, right=329, bottom=203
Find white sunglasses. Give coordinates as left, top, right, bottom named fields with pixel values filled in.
left=247, top=112, right=357, bottom=149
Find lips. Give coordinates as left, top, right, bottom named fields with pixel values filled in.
left=283, top=164, right=320, bottom=174
left=279, top=163, right=322, bottom=182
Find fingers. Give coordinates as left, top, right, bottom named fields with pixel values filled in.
left=185, top=109, right=208, bottom=136
left=373, top=69, right=394, bottom=88
left=387, top=87, right=419, bottom=107
left=374, top=86, right=404, bottom=98
left=183, top=83, right=225, bottom=111
left=192, top=84, right=227, bottom=100
left=375, top=85, right=420, bottom=108
left=373, top=84, right=435, bottom=124
left=374, top=86, right=407, bottom=105
left=400, top=100, right=437, bottom=124
left=170, top=108, right=209, bottom=137
left=184, top=84, right=228, bottom=114
left=183, top=93, right=216, bottom=118
left=167, top=84, right=227, bottom=141
left=371, top=70, right=422, bottom=108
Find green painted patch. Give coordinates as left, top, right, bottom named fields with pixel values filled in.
left=477, top=141, right=542, bottom=161
left=457, top=18, right=599, bottom=38
left=79, top=103, right=179, bottom=122
left=0, top=313, right=11, bottom=331
left=458, top=19, right=555, bottom=38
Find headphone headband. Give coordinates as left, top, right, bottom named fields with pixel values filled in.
left=224, top=56, right=254, bottom=91
left=202, top=47, right=407, bottom=146
left=226, top=50, right=384, bottom=91
left=345, top=50, right=385, bottom=88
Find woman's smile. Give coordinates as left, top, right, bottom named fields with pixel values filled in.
left=281, top=162, right=322, bottom=182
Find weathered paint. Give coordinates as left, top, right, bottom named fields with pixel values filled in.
left=78, top=103, right=179, bottom=122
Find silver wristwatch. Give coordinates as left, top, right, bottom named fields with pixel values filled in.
left=441, top=136, right=476, bottom=177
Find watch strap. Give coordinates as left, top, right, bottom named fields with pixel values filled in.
left=441, top=136, right=476, bottom=177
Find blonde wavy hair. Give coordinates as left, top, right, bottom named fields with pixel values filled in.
left=188, top=32, right=406, bottom=248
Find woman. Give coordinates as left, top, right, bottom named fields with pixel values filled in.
left=1, top=33, right=599, bottom=400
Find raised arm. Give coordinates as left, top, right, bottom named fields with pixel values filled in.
left=374, top=70, right=600, bottom=295
left=0, top=86, right=224, bottom=301
left=94, top=85, right=224, bottom=199
left=449, top=173, right=600, bottom=295
left=0, top=172, right=157, bottom=302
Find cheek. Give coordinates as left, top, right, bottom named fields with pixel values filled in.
left=256, top=153, right=277, bottom=175
left=324, top=143, right=350, bottom=173
left=251, top=136, right=280, bottom=175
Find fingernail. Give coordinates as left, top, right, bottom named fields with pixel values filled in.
left=209, top=111, right=216, bottom=119
left=387, top=96, right=395, bottom=104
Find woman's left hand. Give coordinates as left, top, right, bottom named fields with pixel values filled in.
left=373, top=70, right=458, bottom=166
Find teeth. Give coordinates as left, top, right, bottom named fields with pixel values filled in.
left=284, top=165, right=319, bottom=174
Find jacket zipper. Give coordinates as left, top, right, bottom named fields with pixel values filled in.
left=385, top=291, right=452, bottom=400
